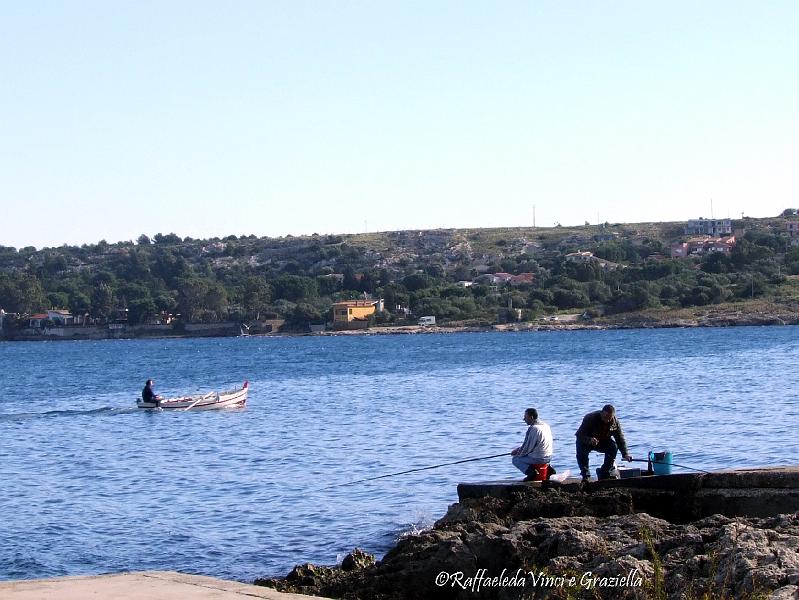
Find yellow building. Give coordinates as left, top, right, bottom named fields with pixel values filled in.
left=331, top=299, right=382, bottom=330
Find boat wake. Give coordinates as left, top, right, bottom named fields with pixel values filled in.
left=0, top=406, right=140, bottom=422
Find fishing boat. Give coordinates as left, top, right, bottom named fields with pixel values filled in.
left=137, top=381, right=249, bottom=410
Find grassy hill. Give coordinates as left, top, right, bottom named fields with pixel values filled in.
left=2, top=215, right=799, bottom=333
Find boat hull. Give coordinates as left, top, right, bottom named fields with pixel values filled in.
left=137, top=383, right=248, bottom=410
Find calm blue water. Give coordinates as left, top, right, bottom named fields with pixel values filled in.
left=1, top=327, right=798, bottom=582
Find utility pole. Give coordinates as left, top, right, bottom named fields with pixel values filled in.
left=533, top=205, right=536, bottom=228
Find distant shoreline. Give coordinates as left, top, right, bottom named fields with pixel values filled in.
left=3, top=304, right=798, bottom=342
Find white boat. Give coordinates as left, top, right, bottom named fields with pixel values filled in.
left=137, top=381, right=249, bottom=410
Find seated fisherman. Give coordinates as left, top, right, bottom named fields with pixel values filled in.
left=141, top=379, right=162, bottom=405
left=511, top=408, right=554, bottom=481
left=575, top=403, right=633, bottom=482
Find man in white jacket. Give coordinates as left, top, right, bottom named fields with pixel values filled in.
left=511, top=408, right=554, bottom=481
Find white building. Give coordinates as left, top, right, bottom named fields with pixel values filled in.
left=685, top=218, right=732, bottom=236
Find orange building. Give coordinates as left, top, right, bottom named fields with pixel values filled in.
left=331, top=299, right=382, bottom=330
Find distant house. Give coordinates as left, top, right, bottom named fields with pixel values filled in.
left=670, top=243, right=690, bottom=259
left=509, top=273, right=536, bottom=286
left=474, top=274, right=504, bottom=285
left=29, top=313, right=50, bottom=328
left=704, top=236, right=736, bottom=255
left=564, top=251, right=621, bottom=271
left=670, top=236, right=736, bottom=258
left=685, top=218, right=732, bottom=237
left=456, top=280, right=474, bottom=288
left=28, top=309, right=87, bottom=329
left=48, top=309, right=77, bottom=325
left=331, top=299, right=383, bottom=330
left=565, top=251, right=595, bottom=263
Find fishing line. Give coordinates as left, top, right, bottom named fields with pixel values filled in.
left=323, top=452, right=510, bottom=490
left=629, top=458, right=711, bottom=474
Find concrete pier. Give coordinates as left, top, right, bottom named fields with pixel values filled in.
left=0, top=571, right=331, bottom=600
left=458, top=466, right=799, bottom=522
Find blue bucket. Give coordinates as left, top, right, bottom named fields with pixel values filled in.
left=649, top=451, right=673, bottom=475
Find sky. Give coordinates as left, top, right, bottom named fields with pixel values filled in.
left=1, top=2, right=797, bottom=249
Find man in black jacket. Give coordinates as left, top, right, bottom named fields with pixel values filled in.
left=141, top=379, right=161, bottom=406
left=575, top=404, right=633, bottom=482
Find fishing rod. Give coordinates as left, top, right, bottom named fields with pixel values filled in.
left=324, top=452, right=510, bottom=490
left=629, top=458, right=711, bottom=474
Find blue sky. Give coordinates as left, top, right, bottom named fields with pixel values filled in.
left=2, top=2, right=797, bottom=249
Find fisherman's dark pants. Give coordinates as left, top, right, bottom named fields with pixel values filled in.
left=576, top=438, right=617, bottom=478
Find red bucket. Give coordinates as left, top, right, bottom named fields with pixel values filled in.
left=529, top=464, right=549, bottom=481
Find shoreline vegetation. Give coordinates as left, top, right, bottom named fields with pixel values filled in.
left=3, top=299, right=798, bottom=342
left=4, top=216, right=799, bottom=341
left=319, top=299, right=799, bottom=335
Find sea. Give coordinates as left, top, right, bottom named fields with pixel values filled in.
left=1, top=326, right=797, bottom=582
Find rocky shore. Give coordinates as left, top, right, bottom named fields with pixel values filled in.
left=4, top=302, right=799, bottom=342
left=317, top=302, right=799, bottom=337
left=256, top=483, right=799, bottom=599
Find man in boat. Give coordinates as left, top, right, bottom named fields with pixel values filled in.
left=511, top=408, right=554, bottom=482
left=141, top=379, right=162, bottom=406
left=575, top=404, right=632, bottom=482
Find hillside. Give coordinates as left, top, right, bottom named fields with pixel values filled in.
left=2, top=215, right=799, bottom=335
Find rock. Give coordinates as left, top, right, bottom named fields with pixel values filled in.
left=341, top=548, right=376, bottom=572
left=769, top=585, right=799, bottom=599
left=256, top=489, right=799, bottom=599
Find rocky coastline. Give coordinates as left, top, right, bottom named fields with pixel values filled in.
left=256, top=480, right=799, bottom=599
left=4, top=302, right=799, bottom=342
left=319, top=307, right=799, bottom=337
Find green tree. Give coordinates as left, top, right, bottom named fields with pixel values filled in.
left=730, top=239, right=774, bottom=269
left=286, top=302, right=323, bottom=329
left=381, top=282, right=409, bottom=311
left=153, top=232, right=182, bottom=245
left=128, top=297, right=157, bottom=325
left=69, top=292, right=91, bottom=316
left=528, top=288, right=554, bottom=306
left=116, top=282, right=152, bottom=306
left=564, top=260, right=602, bottom=282
left=0, top=274, right=46, bottom=314
left=176, top=278, right=210, bottom=322
left=587, top=281, right=612, bottom=303
left=701, top=252, right=732, bottom=274
left=242, top=277, right=272, bottom=320
left=317, top=275, right=342, bottom=296
left=552, top=287, right=590, bottom=309
left=204, top=282, right=229, bottom=321
left=273, top=275, right=318, bottom=302
left=46, top=291, right=70, bottom=309
left=403, top=273, right=433, bottom=292
left=90, top=284, right=116, bottom=320
left=733, top=273, right=767, bottom=299
left=611, top=282, right=658, bottom=312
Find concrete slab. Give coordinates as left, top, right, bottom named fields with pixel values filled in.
left=0, top=571, right=331, bottom=600
left=457, top=466, right=799, bottom=522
